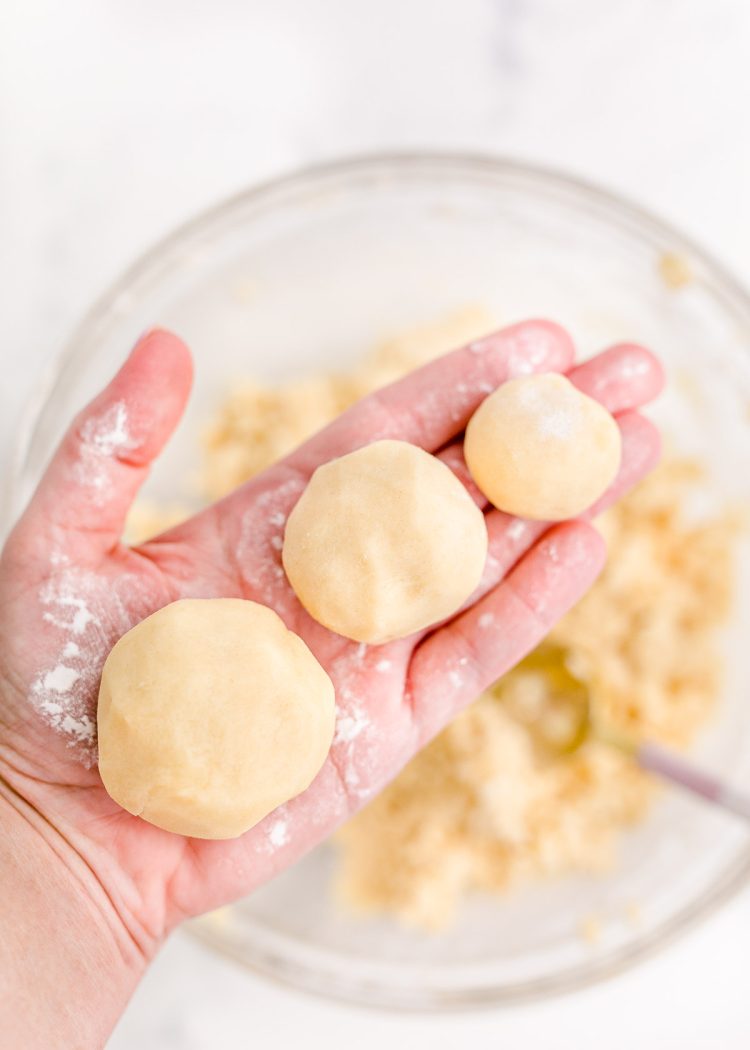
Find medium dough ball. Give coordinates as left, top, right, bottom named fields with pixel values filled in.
left=282, top=440, right=488, bottom=645
left=464, top=373, right=621, bottom=521
left=97, top=599, right=335, bottom=839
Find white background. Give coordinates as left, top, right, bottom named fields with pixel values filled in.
left=2, top=1, right=750, bottom=1045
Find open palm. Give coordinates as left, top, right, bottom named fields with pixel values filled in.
left=0, top=323, right=663, bottom=959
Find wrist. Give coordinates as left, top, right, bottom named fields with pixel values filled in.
left=0, top=778, right=149, bottom=1048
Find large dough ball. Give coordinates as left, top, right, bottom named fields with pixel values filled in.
left=97, top=599, right=335, bottom=839
left=464, top=374, right=621, bottom=521
left=282, top=440, right=488, bottom=645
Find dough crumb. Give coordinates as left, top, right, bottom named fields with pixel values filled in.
left=125, top=501, right=193, bottom=544
left=580, top=914, right=603, bottom=944
left=659, top=251, right=694, bottom=290
left=625, top=901, right=642, bottom=928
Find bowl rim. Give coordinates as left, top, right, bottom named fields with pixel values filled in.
left=8, top=151, right=750, bottom=525
left=10, top=150, right=750, bottom=1008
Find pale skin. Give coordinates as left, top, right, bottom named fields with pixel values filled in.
left=0, top=321, right=664, bottom=1047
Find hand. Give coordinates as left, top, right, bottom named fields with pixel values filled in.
left=0, top=323, right=663, bottom=1045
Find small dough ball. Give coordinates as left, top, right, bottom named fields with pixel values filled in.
left=464, top=374, right=621, bottom=521
left=282, top=439, right=488, bottom=645
left=97, top=599, right=334, bottom=839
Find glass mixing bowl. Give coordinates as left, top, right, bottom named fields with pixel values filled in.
left=8, top=155, right=750, bottom=1009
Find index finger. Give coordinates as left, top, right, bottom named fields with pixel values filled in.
left=284, top=320, right=575, bottom=475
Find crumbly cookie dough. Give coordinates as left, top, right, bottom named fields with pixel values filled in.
left=336, top=460, right=737, bottom=927
left=199, top=306, right=495, bottom=501
left=659, top=251, right=694, bottom=290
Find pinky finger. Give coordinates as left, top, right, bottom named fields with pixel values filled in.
left=407, top=521, right=606, bottom=745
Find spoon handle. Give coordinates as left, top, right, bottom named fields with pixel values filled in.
left=635, top=741, right=750, bottom=823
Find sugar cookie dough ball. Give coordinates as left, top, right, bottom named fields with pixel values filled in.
left=282, top=440, right=488, bottom=645
left=464, top=374, right=621, bottom=521
left=97, top=599, right=335, bottom=839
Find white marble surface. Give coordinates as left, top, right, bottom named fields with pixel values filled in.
left=3, top=0, right=750, bottom=1045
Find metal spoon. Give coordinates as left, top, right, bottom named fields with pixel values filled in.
left=501, top=644, right=750, bottom=823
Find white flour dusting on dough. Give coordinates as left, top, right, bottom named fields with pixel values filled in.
left=537, top=406, right=576, bottom=440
